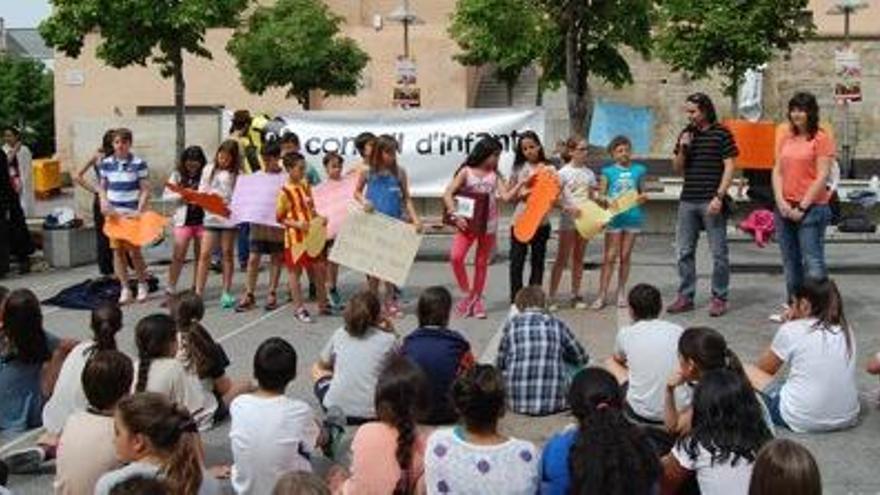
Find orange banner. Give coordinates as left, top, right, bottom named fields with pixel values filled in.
left=166, top=182, right=230, bottom=217
left=723, top=120, right=776, bottom=170
left=103, top=211, right=168, bottom=246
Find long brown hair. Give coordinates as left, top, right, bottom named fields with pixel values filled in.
left=116, top=393, right=203, bottom=495
left=172, top=291, right=218, bottom=379
left=793, top=277, right=852, bottom=356
left=211, top=139, right=241, bottom=181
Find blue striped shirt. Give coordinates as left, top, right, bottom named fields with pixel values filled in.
left=99, top=154, right=148, bottom=213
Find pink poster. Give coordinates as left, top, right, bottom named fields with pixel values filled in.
left=314, top=175, right=358, bottom=238
left=229, top=172, right=288, bottom=227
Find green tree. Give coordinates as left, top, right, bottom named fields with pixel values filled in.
left=39, top=0, right=250, bottom=158
left=655, top=0, right=814, bottom=113
left=448, top=0, right=551, bottom=106
left=0, top=55, right=54, bottom=157
left=227, top=0, right=370, bottom=110
left=449, top=0, right=652, bottom=136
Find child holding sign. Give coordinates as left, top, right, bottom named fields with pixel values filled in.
left=355, top=134, right=422, bottom=318
left=278, top=152, right=330, bottom=323
left=322, top=151, right=346, bottom=311
left=195, top=140, right=241, bottom=309
left=592, top=136, right=648, bottom=310
left=549, top=136, right=597, bottom=310
left=97, top=128, right=151, bottom=304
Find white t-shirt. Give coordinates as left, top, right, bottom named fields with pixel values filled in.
left=42, top=341, right=94, bottom=434
left=319, top=326, right=398, bottom=419
left=230, top=394, right=320, bottom=495
left=771, top=318, right=859, bottom=432
left=615, top=319, right=689, bottom=421
left=672, top=442, right=754, bottom=495
left=424, top=428, right=539, bottom=495
left=557, top=164, right=597, bottom=208
left=136, top=357, right=217, bottom=428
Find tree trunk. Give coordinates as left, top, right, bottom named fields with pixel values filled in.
left=172, top=48, right=185, bottom=160
left=505, top=80, right=515, bottom=107
left=564, top=13, right=591, bottom=138
left=302, top=92, right=311, bottom=111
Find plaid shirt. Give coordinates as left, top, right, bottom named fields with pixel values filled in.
left=496, top=310, right=589, bottom=415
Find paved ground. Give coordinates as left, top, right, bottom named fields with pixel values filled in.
left=3, top=233, right=880, bottom=494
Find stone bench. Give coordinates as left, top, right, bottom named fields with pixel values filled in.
left=42, top=227, right=98, bottom=268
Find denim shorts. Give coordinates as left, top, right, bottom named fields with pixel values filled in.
left=759, top=380, right=790, bottom=430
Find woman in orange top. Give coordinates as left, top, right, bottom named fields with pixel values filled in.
left=772, top=92, right=835, bottom=309
left=277, top=152, right=330, bottom=323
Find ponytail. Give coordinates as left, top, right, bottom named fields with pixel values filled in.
left=89, top=302, right=122, bottom=356
left=794, top=278, right=852, bottom=357
left=135, top=357, right=152, bottom=392
left=117, top=393, right=203, bottom=495
left=172, top=291, right=215, bottom=378
left=134, top=314, right=178, bottom=393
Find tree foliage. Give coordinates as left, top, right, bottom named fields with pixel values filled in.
left=655, top=0, right=814, bottom=104
left=0, top=55, right=54, bottom=157
left=448, top=0, right=551, bottom=105
left=227, top=0, right=370, bottom=109
left=449, top=0, right=652, bottom=135
left=39, top=0, right=250, bottom=155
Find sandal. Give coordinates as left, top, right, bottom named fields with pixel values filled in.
left=264, top=291, right=278, bottom=311
left=235, top=293, right=256, bottom=313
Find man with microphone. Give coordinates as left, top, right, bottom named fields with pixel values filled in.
left=667, top=93, right=738, bottom=317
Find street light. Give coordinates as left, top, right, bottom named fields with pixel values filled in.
left=828, top=0, right=869, bottom=178
left=386, top=0, right=424, bottom=59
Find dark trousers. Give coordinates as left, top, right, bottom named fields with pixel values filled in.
left=93, top=196, right=114, bottom=276
left=509, top=224, right=551, bottom=302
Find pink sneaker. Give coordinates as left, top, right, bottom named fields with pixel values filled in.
left=471, top=297, right=487, bottom=319
left=709, top=297, right=728, bottom=317
left=666, top=295, right=694, bottom=314
left=455, top=296, right=474, bottom=318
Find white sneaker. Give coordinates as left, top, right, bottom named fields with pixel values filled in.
left=136, top=283, right=148, bottom=303
left=768, top=304, right=790, bottom=323
left=118, top=287, right=132, bottom=305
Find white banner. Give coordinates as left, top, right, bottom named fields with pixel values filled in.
left=277, top=109, right=545, bottom=196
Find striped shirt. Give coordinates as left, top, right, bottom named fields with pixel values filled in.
left=276, top=180, right=315, bottom=249
left=678, top=124, right=738, bottom=202
left=99, top=154, right=148, bottom=213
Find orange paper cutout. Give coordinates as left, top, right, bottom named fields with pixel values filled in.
left=103, top=211, right=168, bottom=247
left=166, top=182, right=230, bottom=217
left=723, top=120, right=776, bottom=170
left=513, top=168, right=561, bottom=243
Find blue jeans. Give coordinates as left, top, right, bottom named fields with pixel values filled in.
left=675, top=200, right=729, bottom=301
left=776, top=205, right=830, bottom=299
left=237, top=223, right=251, bottom=266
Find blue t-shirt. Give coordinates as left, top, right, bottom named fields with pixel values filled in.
left=540, top=427, right=577, bottom=495
left=0, top=334, right=59, bottom=433
left=365, top=170, right=404, bottom=219
left=401, top=327, right=472, bottom=424
left=602, top=162, right=647, bottom=229
left=99, top=154, right=149, bottom=213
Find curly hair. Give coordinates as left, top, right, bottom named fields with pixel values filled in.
left=134, top=314, right=178, bottom=392
left=679, top=369, right=772, bottom=468
left=117, top=393, right=203, bottom=495
left=374, top=355, right=427, bottom=494
left=568, top=368, right=660, bottom=495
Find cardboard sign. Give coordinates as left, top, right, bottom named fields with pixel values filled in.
left=166, top=182, right=230, bottom=217
left=229, top=172, right=287, bottom=227
left=103, top=211, right=168, bottom=246
left=329, top=211, right=422, bottom=286
left=723, top=120, right=776, bottom=170
left=313, top=175, right=358, bottom=238
left=289, top=220, right=328, bottom=262
left=513, top=168, right=560, bottom=243
left=574, top=201, right=613, bottom=240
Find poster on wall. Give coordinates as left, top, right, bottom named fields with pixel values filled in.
left=277, top=108, right=545, bottom=196
left=834, top=46, right=862, bottom=103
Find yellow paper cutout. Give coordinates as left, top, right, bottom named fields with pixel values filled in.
left=574, top=201, right=613, bottom=240
left=290, top=219, right=327, bottom=262
left=609, top=190, right=641, bottom=216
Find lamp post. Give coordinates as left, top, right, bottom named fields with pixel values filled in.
left=828, top=0, right=868, bottom=178
left=386, top=0, right=423, bottom=59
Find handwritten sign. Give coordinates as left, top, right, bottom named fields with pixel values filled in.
left=574, top=201, right=613, bottom=240
left=329, top=211, right=422, bottom=286
left=313, top=175, right=358, bottom=238
left=166, top=182, right=230, bottom=217
left=229, top=173, right=287, bottom=227
left=103, top=211, right=168, bottom=246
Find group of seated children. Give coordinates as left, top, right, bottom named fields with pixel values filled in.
left=0, top=274, right=861, bottom=494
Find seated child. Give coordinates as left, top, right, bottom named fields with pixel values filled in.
left=55, top=350, right=133, bottom=495
left=173, top=291, right=254, bottom=425
left=133, top=314, right=211, bottom=428
left=230, top=337, right=321, bottom=495
left=331, top=356, right=430, bottom=494
left=425, top=365, right=539, bottom=494
left=402, top=286, right=474, bottom=424
left=746, top=277, right=859, bottom=433
left=662, top=369, right=772, bottom=495
left=93, top=392, right=221, bottom=495
left=312, top=291, right=397, bottom=423
left=496, top=286, right=588, bottom=416
left=605, top=284, right=688, bottom=424
left=748, top=438, right=821, bottom=495
left=541, top=368, right=659, bottom=495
